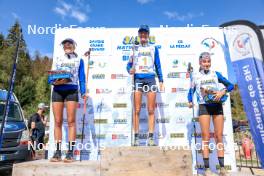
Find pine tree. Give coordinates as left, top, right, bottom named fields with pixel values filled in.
left=0, top=20, right=53, bottom=117
left=0, top=33, right=4, bottom=53
left=6, top=20, right=26, bottom=48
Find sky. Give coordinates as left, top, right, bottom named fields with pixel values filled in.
left=0, top=0, right=264, bottom=82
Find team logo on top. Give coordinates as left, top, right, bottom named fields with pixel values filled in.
left=122, top=36, right=156, bottom=45
left=233, top=33, right=251, bottom=56
left=201, top=37, right=220, bottom=51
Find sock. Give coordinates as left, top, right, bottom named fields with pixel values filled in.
left=56, top=142, right=61, bottom=152
left=134, top=133, right=139, bottom=140
left=68, top=141, right=76, bottom=153
left=203, top=158, right=209, bottom=169
left=149, top=133, right=154, bottom=139
left=218, top=157, right=224, bottom=168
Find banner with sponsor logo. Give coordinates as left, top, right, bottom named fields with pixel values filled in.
left=49, top=27, right=236, bottom=174
left=222, top=20, right=264, bottom=168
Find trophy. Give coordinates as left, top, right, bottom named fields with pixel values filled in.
left=201, top=87, right=228, bottom=104
left=48, top=70, right=73, bottom=85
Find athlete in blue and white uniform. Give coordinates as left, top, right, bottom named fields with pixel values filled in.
left=50, top=38, right=86, bottom=163
left=52, top=52, right=86, bottom=97
left=127, top=25, right=164, bottom=146
left=187, top=67, right=234, bottom=106
left=187, top=52, right=234, bottom=176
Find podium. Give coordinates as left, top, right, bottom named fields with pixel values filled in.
left=12, top=146, right=193, bottom=176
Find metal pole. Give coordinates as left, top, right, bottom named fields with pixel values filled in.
left=0, top=29, right=21, bottom=149
left=80, top=48, right=91, bottom=161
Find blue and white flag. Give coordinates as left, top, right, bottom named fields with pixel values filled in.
left=222, top=20, right=264, bottom=168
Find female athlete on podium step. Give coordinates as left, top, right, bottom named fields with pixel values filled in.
left=49, top=38, right=86, bottom=163
left=187, top=52, right=234, bottom=176
left=127, top=25, right=164, bottom=146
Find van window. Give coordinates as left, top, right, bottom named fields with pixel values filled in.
left=0, top=102, right=23, bottom=122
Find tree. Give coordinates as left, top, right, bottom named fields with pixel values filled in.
left=15, top=76, right=36, bottom=108
left=230, top=85, right=247, bottom=120
left=0, top=33, right=4, bottom=54
left=0, top=46, right=14, bottom=89
left=35, top=75, right=51, bottom=105
left=0, top=20, right=53, bottom=117
left=31, top=51, right=52, bottom=80
left=6, top=20, right=26, bottom=48
left=6, top=21, right=32, bottom=83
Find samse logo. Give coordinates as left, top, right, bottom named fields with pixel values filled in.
left=122, top=36, right=156, bottom=45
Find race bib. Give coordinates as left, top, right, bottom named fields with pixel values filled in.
left=134, top=47, right=155, bottom=74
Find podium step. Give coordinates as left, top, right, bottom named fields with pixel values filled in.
left=12, top=160, right=100, bottom=176
left=12, top=146, right=192, bottom=176
left=100, top=146, right=192, bottom=176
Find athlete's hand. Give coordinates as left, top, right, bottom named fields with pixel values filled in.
left=213, top=90, right=226, bottom=102
left=129, top=68, right=135, bottom=74
left=82, top=93, right=89, bottom=99
left=159, top=82, right=165, bottom=92
left=84, top=49, right=91, bottom=57
left=53, top=79, right=67, bottom=85
left=188, top=102, right=193, bottom=108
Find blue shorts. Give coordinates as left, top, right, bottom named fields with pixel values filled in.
left=134, top=77, right=158, bottom=92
